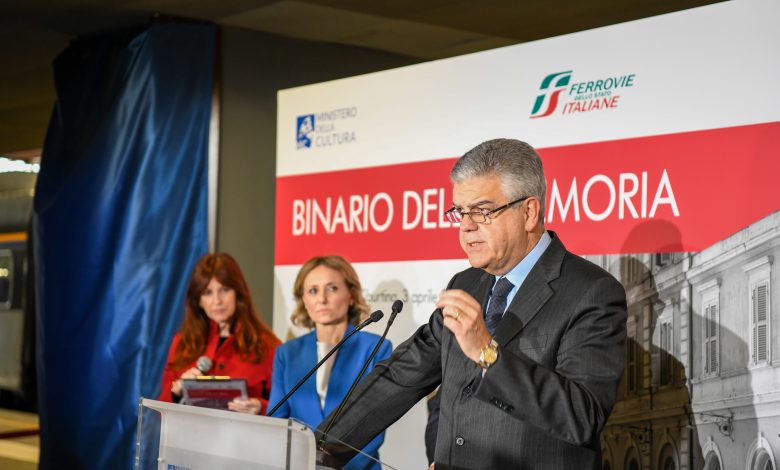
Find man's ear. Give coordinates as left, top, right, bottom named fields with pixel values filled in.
left=524, top=197, right=542, bottom=230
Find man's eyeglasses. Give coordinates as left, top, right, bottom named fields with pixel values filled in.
left=444, top=196, right=530, bottom=224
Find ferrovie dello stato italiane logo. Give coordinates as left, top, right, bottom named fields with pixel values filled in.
left=530, top=70, right=637, bottom=118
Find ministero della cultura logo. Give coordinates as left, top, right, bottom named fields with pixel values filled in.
left=296, top=115, right=315, bottom=149
left=530, top=70, right=636, bottom=118
left=296, top=107, right=358, bottom=150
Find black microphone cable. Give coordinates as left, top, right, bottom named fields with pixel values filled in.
left=267, top=309, right=384, bottom=417
left=319, top=300, right=403, bottom=444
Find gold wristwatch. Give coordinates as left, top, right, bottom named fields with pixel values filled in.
left=478, top=338, right=499, bottom=369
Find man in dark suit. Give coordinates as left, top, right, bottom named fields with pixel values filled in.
left=318, top=138, right=627, bottom=469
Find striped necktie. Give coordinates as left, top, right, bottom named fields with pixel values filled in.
left=485, top=277, right=514, bottom=336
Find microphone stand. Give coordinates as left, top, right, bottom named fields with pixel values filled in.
left=267, top=310, right=384, bottom=417
left=319, top=301, right=403, bottom=445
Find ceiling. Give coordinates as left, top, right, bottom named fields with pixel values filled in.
left=0, top=0, right=721, bottom=157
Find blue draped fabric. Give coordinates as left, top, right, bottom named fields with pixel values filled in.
left=33, top=23, right=215, bottom=469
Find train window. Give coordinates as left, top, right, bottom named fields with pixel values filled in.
left=0, top=249, right=12, bottom=309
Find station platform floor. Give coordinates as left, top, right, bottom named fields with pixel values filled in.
left=0, top=408, right=38, bottom=469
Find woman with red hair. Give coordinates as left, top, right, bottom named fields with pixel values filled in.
left=159, top=253, right=280, bottom=414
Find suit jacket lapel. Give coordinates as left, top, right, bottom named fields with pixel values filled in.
left=494, top=232, right=565, bottom=346
left=475, top=270, right=494, bottom=311
left=299, top=332, right=326, bottom=422
left=323, top=323, right=357, bottom=416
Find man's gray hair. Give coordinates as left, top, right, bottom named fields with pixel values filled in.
left=450, top=138, right=546, bottom=215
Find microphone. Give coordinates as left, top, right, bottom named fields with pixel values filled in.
left=319, top=300, right=403, bottom=446
left=267, top=310, right=385, bottom=417
left=179, top=356, right=213, bottom=405
left=196, top=356, right=213, bottom=375
left=357, top=309, right=384, bottom=329
left=387, top=299, right=403, bottom=327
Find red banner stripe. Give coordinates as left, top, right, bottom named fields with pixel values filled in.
left=275, top=121, right=780, bottom=264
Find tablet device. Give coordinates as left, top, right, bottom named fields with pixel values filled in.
left=181, top=377, right=248, bottom=410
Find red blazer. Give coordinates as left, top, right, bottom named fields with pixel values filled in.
left=158, top=320, right=279, bottom=414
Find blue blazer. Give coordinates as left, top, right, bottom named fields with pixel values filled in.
left=269, top=324, right=392, bottom=470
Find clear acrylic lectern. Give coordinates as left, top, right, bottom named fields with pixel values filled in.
left=136, top=398, right=392, bottom=470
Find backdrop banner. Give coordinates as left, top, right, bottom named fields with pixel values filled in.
left=34, top=23, right=214, bottom=469
left=274, top=1, right=780, bottom=468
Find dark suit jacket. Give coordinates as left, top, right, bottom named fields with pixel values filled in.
left=318, top=232, right=627, bottom=469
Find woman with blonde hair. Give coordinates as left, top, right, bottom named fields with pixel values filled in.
left=269, top=255, right=391, bottom=469
left=159, top=253, right=280, bottom=414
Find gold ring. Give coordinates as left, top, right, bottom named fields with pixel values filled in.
left=453, top=309, right=460, bottom=319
